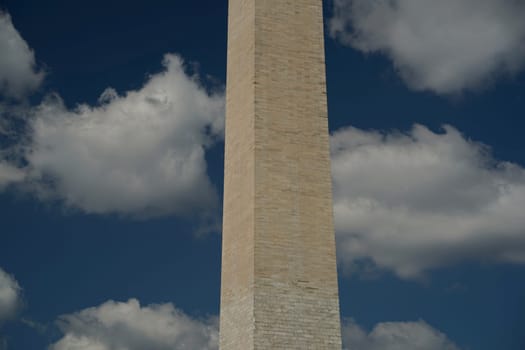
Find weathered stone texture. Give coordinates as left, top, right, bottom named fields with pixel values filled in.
left=220, top=0, right=342, bottom=349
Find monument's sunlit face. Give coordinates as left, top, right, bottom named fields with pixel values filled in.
left=220, top=1, right=341, bottom=348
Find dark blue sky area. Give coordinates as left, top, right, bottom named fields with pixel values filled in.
left=1, top=0, right=525, bottom=349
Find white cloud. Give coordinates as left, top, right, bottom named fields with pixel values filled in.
left=0, top=14, right=224, bottom=220
left=2, top=54, right=224, bottom=218
left=329, top=0, right=525, bottom=94
left=50, top=299, right=218, bottom=350
left=331, top=124, right=525, bottom=278
left=342, top=319, right=460, bottom=350
left=0, top=11, right=44, bottom=98
left=0, top=268, right=21, bottom=323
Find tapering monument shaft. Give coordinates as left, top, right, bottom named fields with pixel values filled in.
left=220, top=0, right=342, bottom=348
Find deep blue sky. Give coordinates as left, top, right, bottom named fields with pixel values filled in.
left=1, top=0, right=525, bottom=349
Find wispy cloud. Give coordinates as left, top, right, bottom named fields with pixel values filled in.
left=0, top=162, right=25, bottom=189
left=0, top=268, right=21, bottom=323
left=0, top=11, right=44, bottom=99
left=0, top=267, right=22, bottom=349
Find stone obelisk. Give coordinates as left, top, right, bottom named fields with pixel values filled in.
left=220, top=0, right=342, bottom=348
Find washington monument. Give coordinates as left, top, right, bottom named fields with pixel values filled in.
left=219, top=0, right=342, bottom=348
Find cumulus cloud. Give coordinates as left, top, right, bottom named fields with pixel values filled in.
left=0, top=268, right=21, bottom=323
left=332, top=124, right=525, bottom=278
left=342, top=319, right=460, bottom=350
left=1, top=54, right=224, bottom=218
left=0, top=13, right=224, bottom=219
left=50, top=299, right=218, bottom=350
left=0, top=11, right=44, bottom=98
left=329, top=0, right=525, bottom=94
